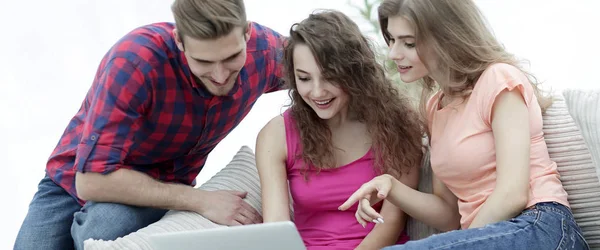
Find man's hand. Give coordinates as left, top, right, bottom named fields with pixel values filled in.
left=188, top=189, right=263, bottom=226
left=339, top=174, right=395, bottom=227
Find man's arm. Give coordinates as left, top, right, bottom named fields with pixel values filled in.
left=75, top=56, right=260, bottom=225
left=76, top=169, right=194, bottom=211
left=76, top=169, right=260, bottom=225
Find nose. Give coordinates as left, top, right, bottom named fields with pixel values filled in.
left=211, top=63, right=230, bottom=83
left=310, top=80, right=326, bottom=98
left=388, top=42, right=405, bottom=61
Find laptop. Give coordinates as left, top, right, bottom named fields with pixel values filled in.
left=149, top=221, right=307, bottom=250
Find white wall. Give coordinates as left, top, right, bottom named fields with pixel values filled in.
left=1, top=0, right=598, bottom=248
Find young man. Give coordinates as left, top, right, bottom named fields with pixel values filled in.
left=14, top=0, right=286, bottom=249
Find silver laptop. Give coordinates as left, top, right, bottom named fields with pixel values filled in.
left=149, top=221, right=306, bottom=250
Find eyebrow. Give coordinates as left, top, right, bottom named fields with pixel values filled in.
left=387, top=31, right=415, bottom=40
left=295, top=68, right=310, bottom=74
left=190, top=49, right=244, bottom=63
left=395, top=35, right=415, bottom=39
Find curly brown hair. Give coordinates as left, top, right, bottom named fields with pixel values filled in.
left=284, top=10, right=424, bottom=178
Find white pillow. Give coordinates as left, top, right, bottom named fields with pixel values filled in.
left=560, top=89, right=600, bottom=247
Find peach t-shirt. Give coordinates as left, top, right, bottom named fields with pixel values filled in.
left=427, top=63, right=569, bottom=229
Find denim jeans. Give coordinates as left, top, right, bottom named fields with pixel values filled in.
left=14, top=175, right=168, bottom=250
left=384, top=202, right=590, bottom=250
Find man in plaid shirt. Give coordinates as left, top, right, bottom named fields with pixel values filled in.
left=14, top=0, right=286, bottom=249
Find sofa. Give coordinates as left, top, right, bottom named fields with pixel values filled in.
left=84, top=89, right=600, bottom=249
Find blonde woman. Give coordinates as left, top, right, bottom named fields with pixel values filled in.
left=339, top=0, right=589, bottom=249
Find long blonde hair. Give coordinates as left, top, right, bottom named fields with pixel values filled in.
left=378, top=0, right=552, bottom=129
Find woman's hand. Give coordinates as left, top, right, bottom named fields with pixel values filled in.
left=339, top=174, right=395, bottom=227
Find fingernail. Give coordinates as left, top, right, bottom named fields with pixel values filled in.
left=377, top=218, right=384, bottom=223
left=372, top=219, right=379, bottom=224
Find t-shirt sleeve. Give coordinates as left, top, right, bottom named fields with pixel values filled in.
left=475, top=63, right=535, bottom=126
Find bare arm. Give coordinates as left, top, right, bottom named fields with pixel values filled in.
left=355, top=200, right=405, bottom=249
left=76, top=169, right=195, bottom=211
left=386, top=173, right=460, bottom=232
left=76, top=168, right=262, bottom=226
left=356, top=167, right=419, bottom=249
left=468, top=89, right=530, bottom=228
left=340, top=172, right=460, bottom=232
left=256, top=115, right=291, bottom=222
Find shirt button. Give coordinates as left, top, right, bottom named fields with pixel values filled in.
left=90, top=135, right=97, bottom=141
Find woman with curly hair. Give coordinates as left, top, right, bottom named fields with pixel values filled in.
left=255, top=9, right=424, bottom=250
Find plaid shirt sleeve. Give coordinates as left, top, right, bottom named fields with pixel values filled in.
left=74, top=57, right=150, bottom=174
left=265, top=32, right=288, bottom=93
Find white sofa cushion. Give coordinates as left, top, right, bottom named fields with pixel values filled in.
left=561, top=89, right=600, bottom=247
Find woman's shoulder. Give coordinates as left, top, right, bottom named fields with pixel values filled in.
left=484, top=62, right=521, bottom=72
left=259, top=113, right=286, bottom=139
left=473, top=63, right=533, bottom=99
left=472, top=63, right=536, bottom=124
left=478, top=63, right=530, bottom=86
left=256, top=113, right=288, bottom=163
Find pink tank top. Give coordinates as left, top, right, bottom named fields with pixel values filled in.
left=283, top=110, right=409, bottom=249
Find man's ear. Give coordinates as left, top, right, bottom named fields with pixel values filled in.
left=244, top=22, right=252, bottom=41
left=173, top=29, right=184, bottom=51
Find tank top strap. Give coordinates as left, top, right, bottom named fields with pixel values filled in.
left=283, top=109, right=301, bottom=168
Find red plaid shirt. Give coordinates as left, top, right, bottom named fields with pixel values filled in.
left=46, top=22, right=285, bottom=205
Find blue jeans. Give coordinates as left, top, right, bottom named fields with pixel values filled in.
left=14, top=175, right=168, bottom=250
left=385, top=202, right=589, bottom=250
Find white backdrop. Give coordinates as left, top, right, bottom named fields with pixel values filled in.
left=1, top=0, right=598, bottom=248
